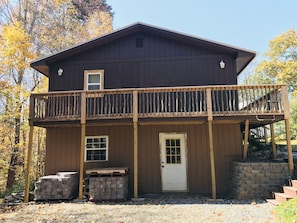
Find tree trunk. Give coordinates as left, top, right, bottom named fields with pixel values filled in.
left=6, top=116, right=21, bottom=189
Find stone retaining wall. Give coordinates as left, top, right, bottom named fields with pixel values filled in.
left=230, top=162, right=290, bottom=199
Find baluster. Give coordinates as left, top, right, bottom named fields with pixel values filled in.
left=183, top=91, right=186, bottom=113
left=153, top=92, right=156, bottom=114
left=149, top=92, right=152, bottom=113
left=161, top=92, right=164, bottom=112
left=212, top=90, right=216, bottom=112
left=232, top=89, right=236, bottom=112
left=221, top=89, right=225, bottom=113
left=191, top=91, right=194, bottom=113
left=175, top=91, right=177, bottom=113
left=194, top=90, right=198, bottom=113
left=146, top=92, right=148, bottom=114
left=108, top=94, right=111, bottom=115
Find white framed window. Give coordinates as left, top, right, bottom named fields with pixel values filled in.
left=85, top=136, right=108, bottom=162
left=84, top=70, right=104, bottom=91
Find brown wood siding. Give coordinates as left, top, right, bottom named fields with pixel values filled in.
left=138, top=123, right=242, bottom=194
left=48, top=31, right=237, bottom=91
left=45, top=125, right=134, bottom=192
left=45, top=123, right=241, bottom=195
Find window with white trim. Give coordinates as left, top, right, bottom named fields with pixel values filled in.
left=84, top=70, right=104, bottom=90
left=85, top=136, right=108, bottom=162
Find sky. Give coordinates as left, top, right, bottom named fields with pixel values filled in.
left=107, top=0, right=297, bottom=66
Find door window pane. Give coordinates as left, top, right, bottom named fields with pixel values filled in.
left=165, top=138, right=182, bottom=164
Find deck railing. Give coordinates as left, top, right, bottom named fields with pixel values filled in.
left=29, top=84, right=287, bottom=123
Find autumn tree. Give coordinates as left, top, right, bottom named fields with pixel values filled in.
left=0, top=0, right=113, bottom=190
left=247, top=29, right=297, bottom=140
left=0, top=22, right=36, bottom=188
left=255, top=29, right=297, bottom=94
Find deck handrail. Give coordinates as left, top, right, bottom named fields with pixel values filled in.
left=29, top=84, right=287, bottom=123
left=30, top=84, right=286, bottom=96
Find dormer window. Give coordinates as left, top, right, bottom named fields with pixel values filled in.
left=84, top=70, right=104, bottom=90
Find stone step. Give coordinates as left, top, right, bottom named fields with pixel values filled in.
left=291, top=180, right=297, bottom=189
left=283, top=186, right=297, bottom=197
left=274, top=192, right=294, bottom=203
left=266, top=199, right=281, bottom=206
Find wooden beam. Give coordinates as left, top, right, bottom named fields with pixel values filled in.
left=281, top=86, right=293, bottom=175
left=79, top=91, right=87, bottom=200
left=208, top=121, right=216, bottom=199
left=24, top=126, right=34, bottom=203
left=133, top=90, right=139, bottom=199
left=243, top=120, right=249, bottom=160
left=285, top=119, right=294, bottom=176
left=133, top=122, right=138, bottom=199
left=79, top=123, right=86, bottom=199
left=81, top=92, right=86, bottom=124
left=270, top=123, right=277, bottom=159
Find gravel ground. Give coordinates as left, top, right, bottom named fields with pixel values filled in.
left=0, top=194, right=281, bottom=223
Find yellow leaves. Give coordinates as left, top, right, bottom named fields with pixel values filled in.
left=266, top=29, right=297, bottom=60
left=255, top=29, right=297, bottom=91
left=85, top=11, right=113, bottom=39
left=0, top=22, right=36, bottom=72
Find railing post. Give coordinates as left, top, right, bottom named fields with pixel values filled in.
left=29, top=95, right=35, bottom=123
left=79, top=92, right=86, bottom=200
left=132, top=90, right=139, bottom=199
left=206, top=88, right=213, bottom=121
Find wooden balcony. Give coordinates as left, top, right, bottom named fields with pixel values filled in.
left=29, top=84, right=289, bottom=127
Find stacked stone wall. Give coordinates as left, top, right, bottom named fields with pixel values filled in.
left=230, top=162, right=289, bottom=199
left=88, top=175, right=128, bottom=201
left=34, top=172, right=78, bottom=200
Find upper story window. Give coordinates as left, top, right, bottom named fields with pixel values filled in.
left=84, top=70, right=104, bottom=90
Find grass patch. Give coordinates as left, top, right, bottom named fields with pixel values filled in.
left=276, top=140, right=297, bottom=146
left=274, top=198, right=297, bottom=223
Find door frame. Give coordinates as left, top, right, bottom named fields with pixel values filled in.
left=159, top=132, right=188, bottom=192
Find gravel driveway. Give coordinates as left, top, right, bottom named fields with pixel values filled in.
left=0, top=194, right=281, bottom=223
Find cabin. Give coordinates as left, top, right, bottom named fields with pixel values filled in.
left=25, top=23, right=294, bottom=201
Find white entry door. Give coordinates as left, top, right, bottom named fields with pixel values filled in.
left=159, top=133, right=187, bottom=192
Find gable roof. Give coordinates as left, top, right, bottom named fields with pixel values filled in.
left=31, top=22, right=256, bottom=76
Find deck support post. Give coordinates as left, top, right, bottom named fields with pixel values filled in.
left=285, top=119, right=294, bottom=176
left=243, top=120, right=249, bottom=160
left=206, top=88, right=216, bottom=199
left=264, top=126, right=268, bottom=144
left=24, top=125, right=34, bottom=203
left=133, top=90, right=139, bottom=199
left=207, top=120, right=216, bottom=200
left=281, top=86, right=294, bottom=176
left=79, top=92, right=86, bottom=200
left=270, top=123, right=277, bottom=159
